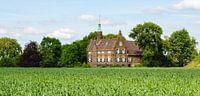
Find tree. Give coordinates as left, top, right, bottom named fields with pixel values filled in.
left=40, top=37, right=61, bottom=67
left=19, top=41, right=41, bottom=67
left=103, top=34, right=117, bottom=39
left=129, top=22, right=163, bottom=67
left=59, top=32, right=97, bottom=67
left=58, top=44, right=80, bottom=67
left=166, top=29, right=197, bottom=66
left=59, top=32, right=118, bottom=67
left=0, top=37, right=21, bottom=67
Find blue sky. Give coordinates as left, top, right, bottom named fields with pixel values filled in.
left=0, top=0, right=200, bottom=50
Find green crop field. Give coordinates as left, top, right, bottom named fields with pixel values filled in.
left=1, top=68, right=200, bottom=96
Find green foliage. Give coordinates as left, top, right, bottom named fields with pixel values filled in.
left=59, top=32, right=97, bottom=67
left=103, top=33, right=117, bottom=39
left=134, top=64, right=143, bottom=67
left=166, top=29, right=197, bottom=67
left=112, top=64, right=125, bottom=67
left=1, top=68, right=200, bottom=95
left=194, top=54, right=200, bottom=62
left=0, top=37, right=21, bottom=67
left=129, top=22, right=163, bottom=67
left=58, top=44, right=80, bottom=67
left=40, top=37, right=61, bottom=67
left=59, top=32, right=119, bottom=67
left=81, top=63, right=91, bottom=68
left=19, top=41, right=41, bottom=67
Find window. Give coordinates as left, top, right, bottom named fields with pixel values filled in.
left=128, top=58, right=132, bottom=62
left=100, top=58, right=102, bottom=62
left=98, top=51, right=101, bottom=54
left=102, top=51, right=104, bottom=54
left=116, top=49, right=120, bottom=54
left=105, top=58, right=108, bottom=62
left=88, top=58, right=92, bottom=62
left=119, top=58, right=122, bottom=62
left=97, top=58, right=101, bottom=62
left=108, top=51, right=111, bottom=54
left=102, top=58, right=104, bottom=62
left=88, top=52, right=91, bottom=54
left=117, top=58, right=120, bottom=62
left=108, top=57, right=112, bottom=62
left=122, top=58, right=126, bottom=62
left=119, top=41, right=123, bottom=46
left=122, top=49, right=126, bottom=54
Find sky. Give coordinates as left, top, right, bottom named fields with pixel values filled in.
left=0, top=0, right=200, bottom=50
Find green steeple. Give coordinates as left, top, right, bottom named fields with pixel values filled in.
left=97, top=15, right=102, bottom=32
left=97, top=23, right=102, bottom=32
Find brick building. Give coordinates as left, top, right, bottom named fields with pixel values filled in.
left=87, top=23, right=141, bottom=67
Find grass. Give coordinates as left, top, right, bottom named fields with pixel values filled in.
left=0, top=68, right=200, bottom=96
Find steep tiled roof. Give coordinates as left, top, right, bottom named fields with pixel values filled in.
left=87, top=40, right=96, bottom=51
left=96, top=39, right=116, bottom=50
left=87, top=39, right=141, bottom=56
left=125, top=41, right=141, bottom=55
left=87, top=39, right=116, bottom=51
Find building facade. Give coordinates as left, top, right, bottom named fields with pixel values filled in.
left=86, top=24, right=141, bottom=67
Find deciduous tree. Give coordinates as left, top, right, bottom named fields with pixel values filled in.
left=129, top=22, right=163, bottom=66
left=59, top=32, right=96, bottom=67
left=40, top=37, right=61, bottom=67
left=19, top=41, right=41, bottom=67
left=166, top=29, right=197, bottom=66
left=0, top=37, right=21, bottom=67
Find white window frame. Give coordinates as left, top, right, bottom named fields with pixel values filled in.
left=122, top=58, right=126, bottom=62
left=122, top=49, right=126, bottom=54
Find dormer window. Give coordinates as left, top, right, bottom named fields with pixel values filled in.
left=98, top=51, right=101, bottom=54
left=108, top=51, right=111, bottom=54
left=119, top=41, right=123, bottom=46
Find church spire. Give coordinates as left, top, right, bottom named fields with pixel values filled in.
left=118, top=30, right=122, bottom=36
left=96, top=15, right=103, bottom=40
left=97, top=15, right=102, bottom=32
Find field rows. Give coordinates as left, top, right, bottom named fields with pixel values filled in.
left=0, top=68, right=200, bottom=96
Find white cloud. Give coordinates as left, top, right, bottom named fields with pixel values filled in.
left=0, top=27, right=21, bottom=38
left=23, top=27, right=44, bottom=35
left=174, top=0, right=200, bottom=10
left=47, top=28, right=75, bottom=40
left=0, top=28, right=7, bottom=35
left=144, top=6, right=168, bottom=14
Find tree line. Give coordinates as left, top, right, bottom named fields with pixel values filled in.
left=129, top=22, right=198, bottom=67
left=0, top=22, right=198, bottom=67
left=0, top=32, right=117, bottom=67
